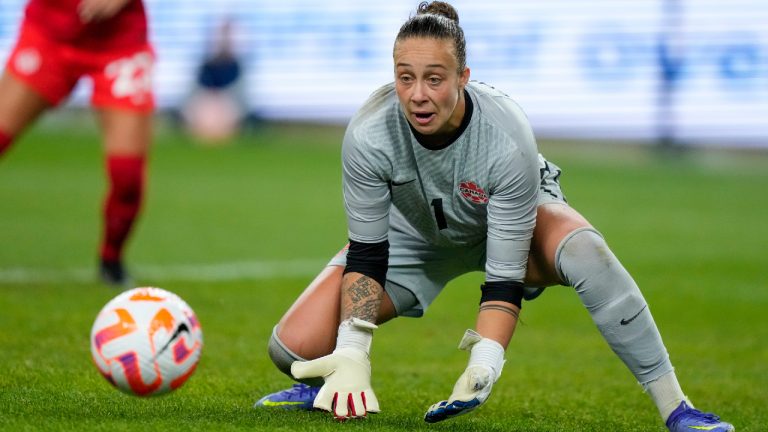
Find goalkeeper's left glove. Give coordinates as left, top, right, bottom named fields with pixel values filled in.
left=424, top=329, right=505, bottom=423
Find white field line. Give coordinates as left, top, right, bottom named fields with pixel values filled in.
left=0, top=259, right=328, bottom=284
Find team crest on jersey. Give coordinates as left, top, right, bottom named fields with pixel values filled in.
left=459, top=181, right=488, bottom=204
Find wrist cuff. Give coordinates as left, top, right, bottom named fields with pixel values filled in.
left=459, top=329, right=505, bottom=381
left=336, top=318, right=377, bottom=353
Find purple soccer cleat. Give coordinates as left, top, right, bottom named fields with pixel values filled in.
left=666, top=401, right=735, bottom=432
left=254, top=383, right=320, bottom=410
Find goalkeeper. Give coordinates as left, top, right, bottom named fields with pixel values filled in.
left=254, top=2, right=734, bottom=431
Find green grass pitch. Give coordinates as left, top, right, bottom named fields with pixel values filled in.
left=0, top=117, right=766, bottom=431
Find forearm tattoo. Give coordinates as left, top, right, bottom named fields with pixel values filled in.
left=342, top=275, right=382, bottom=323
left=479, top=303, right=520, bottom=320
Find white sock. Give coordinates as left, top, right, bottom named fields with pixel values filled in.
left=644, top=370, right=689, bottom=421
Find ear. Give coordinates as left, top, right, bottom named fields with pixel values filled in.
left=459, top=67, right=470, bottom=87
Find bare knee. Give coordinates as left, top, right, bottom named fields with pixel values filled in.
left=276, top=321, right=336, bottom=360
left=98, top=110, right=152, bottom=156
left=275, top=266, right=344, bottom=359
left=268, top=326, right=323, bottom=386
left=526, top=204, right=592, bottom=287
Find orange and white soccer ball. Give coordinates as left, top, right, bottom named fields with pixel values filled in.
left=90, top=287, right=203, bottom=396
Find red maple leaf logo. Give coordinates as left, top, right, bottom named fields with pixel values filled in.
left=459, top=181, right=488, bottom=204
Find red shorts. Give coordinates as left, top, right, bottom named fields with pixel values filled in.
left=5, top=21, right=155, bottom=113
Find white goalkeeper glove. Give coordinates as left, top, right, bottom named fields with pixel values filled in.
left=291, top=318, right=380, bottom=420
left=424, top=329, right=505, bottom=423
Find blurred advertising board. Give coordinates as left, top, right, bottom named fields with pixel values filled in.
left=1, top=0, right=766, bottom=147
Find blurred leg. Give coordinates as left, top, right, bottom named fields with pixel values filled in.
left=97, top=108, right=152, bottom=156
left=0, top=70, right=50, bottom=156
left=95, top=109, right=151, bottom=273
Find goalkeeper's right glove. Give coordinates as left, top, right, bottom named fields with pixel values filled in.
left=291, top=318, right=380, bottom=420
left=424, top=329, right=505, bottom=423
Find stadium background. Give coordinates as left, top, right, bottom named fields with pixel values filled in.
left=1, top=0, right=768, bottom=145
left=0, top=1, right=766, bottom=431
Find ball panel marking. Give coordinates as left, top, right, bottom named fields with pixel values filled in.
left=90, top=287, right=203, bottom=396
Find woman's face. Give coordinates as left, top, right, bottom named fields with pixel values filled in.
left=394, top=37, right=470, bottom=141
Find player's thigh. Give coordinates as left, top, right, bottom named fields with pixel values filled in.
left=0, top=70, right=50, bottom=135
left=0, top=21, right=77, bottom=135
left=96, top=108, right=152, bottom=156
left=276, top=265, right=397, bottom=359
left=90, top=45, right=155, bottom=156
left=525, top=203, right=592, bottom=287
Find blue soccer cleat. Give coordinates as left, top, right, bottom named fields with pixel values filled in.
left=253, top=383, right=320, bottom=410
left=666, top=401, right=735, bottom=432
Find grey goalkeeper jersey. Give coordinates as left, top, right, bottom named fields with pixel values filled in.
left=342, top=81, right=539, bottom=283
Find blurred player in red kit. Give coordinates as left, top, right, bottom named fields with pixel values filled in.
left=0, top=0, right=155, bottom=286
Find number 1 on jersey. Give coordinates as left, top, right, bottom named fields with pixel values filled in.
left=431, top=198, right=448, bottom=230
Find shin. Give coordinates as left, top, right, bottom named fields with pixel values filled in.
left=555, top=228, right=686, bottom=419
left=101, top=155, right=145, bottom=261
